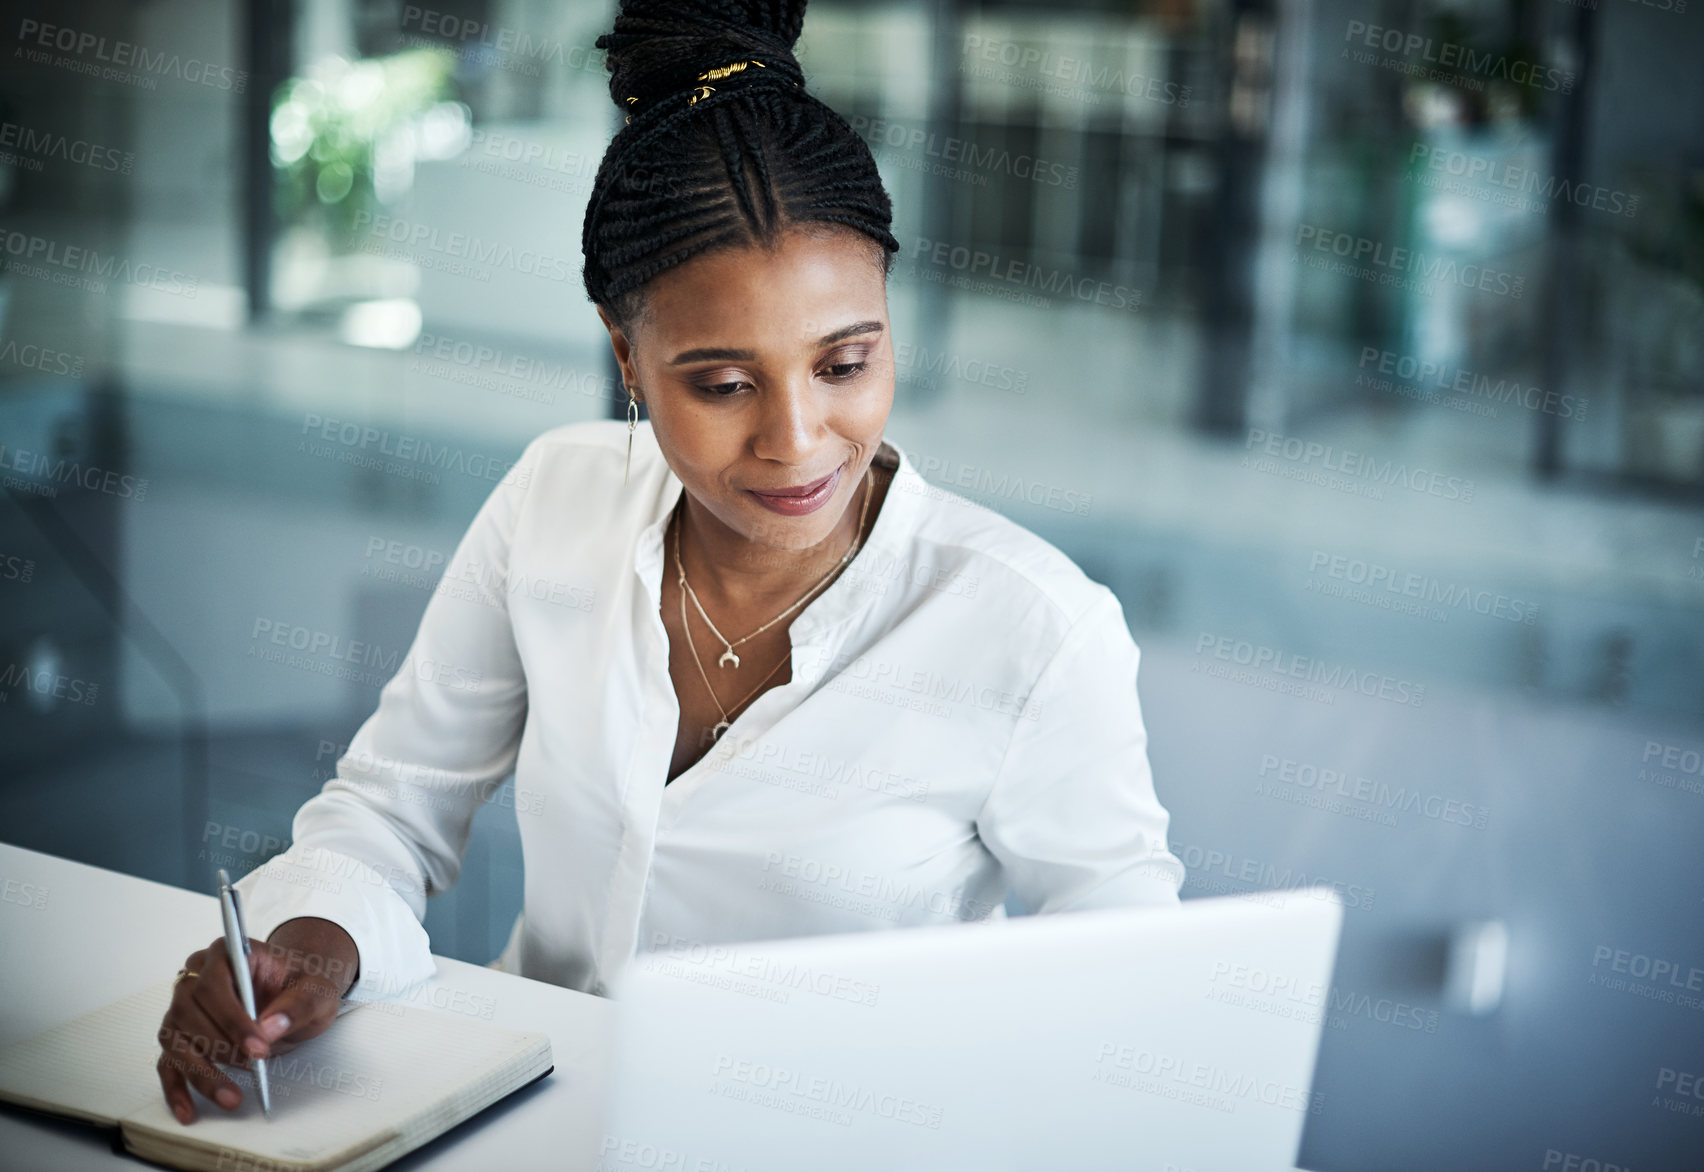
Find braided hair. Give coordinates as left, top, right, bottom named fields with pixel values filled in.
left=581, top=0, right=900, bottom=329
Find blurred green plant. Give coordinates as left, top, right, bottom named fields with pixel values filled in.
left=270, top=49, right=458, bottom=251
left=1402, top=11, right=1563, bottom=130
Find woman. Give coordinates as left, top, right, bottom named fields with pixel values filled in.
left=155, top=0, right=1184, bottom=1124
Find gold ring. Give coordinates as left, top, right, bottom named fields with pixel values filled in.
left=173, top=968, right=200, bottom=990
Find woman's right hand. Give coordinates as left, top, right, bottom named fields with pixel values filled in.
left=154, top=916, right=360, bottom=1124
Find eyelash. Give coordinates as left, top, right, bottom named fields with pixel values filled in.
left=695, top=360, right=868, bottom=398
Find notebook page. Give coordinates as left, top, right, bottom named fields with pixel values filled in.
left=117, top=998, right=551, bottom=1171
left=0, top=979, right=174, bottom=1126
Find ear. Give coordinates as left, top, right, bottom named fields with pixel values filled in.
left=596, top=304, right=641, bottom=401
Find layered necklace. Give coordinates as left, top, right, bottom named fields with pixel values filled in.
left=673, top=465, right=874, bottom=741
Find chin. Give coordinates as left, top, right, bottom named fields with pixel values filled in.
left=741, top=509, right=839, bottom=551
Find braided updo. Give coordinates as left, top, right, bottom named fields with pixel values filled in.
left=581, top=0, right=900, bottom=328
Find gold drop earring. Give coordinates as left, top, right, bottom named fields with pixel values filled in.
left=624, top=384, right=639, bottom=485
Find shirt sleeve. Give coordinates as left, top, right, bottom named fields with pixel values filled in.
left=975, top=588, right=1185, bottom=915
left=235, top=444, right=538, bottom=1001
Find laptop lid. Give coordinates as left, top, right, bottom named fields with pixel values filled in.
left=585, top=889, right=1343, bottom=1172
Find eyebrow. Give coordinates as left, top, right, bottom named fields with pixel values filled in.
left=667, top=320, right=885, bottom=365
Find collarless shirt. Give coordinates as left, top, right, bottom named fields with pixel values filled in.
left=238, top=419, right=1185, bottom=1000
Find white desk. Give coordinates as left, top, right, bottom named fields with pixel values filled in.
left=0, top=842, right=1324, bottom=1172
left=0, top=842, right=615, bottom=1171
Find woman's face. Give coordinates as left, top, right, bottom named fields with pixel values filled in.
left=599, top=227, right=895, bottom=554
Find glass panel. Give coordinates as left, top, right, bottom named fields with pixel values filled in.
left=1, top=0, right=1697, bottom=1163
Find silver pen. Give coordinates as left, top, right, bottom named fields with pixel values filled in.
left=217, top=868, right=272, bottom=1116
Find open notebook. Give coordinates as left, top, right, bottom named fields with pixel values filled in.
left=0, top=979, right=553, bottom=1172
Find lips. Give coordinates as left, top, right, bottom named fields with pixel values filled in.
left=744, top=462, right=845, bottom=517
left=749, top=468, right=839, bottom=499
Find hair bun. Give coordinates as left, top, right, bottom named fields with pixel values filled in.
left=597, top=0, right=808, bottom=118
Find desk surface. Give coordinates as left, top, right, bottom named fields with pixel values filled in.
left=1, top=842, right=1322, bottom=1172
left=0, top=841, right=615, bottom=1171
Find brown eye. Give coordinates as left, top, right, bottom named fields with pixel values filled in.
left=695, top=380, right=748, bottom=397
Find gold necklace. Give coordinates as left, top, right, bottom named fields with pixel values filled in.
left=672, top=468, right=875, bottom=741
left=679, top=584, right=791, bottom=742
left=675, top=466, right=873, bottom=669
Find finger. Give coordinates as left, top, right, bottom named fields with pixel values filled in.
left=156, top=1014, right=243, bottom=1112
left=189, top=947, right=268, bottom=1061
left=156, top=1049, right=197, bottom=1124
left=162, top=976, right=242, bottom=1074
left=155, top=941, right=240, bottom=1122
left=163, top=997, right=249, bottom=1078
left=173, top=979, right=258, bottom=1071
left=262, top=960, right=353, bottom=1047
left=253, top=973, right=339, bottom=1049
left=247, top=944, right=320, bottom=1049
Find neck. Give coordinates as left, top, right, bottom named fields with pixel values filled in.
left=675, top=464, right=874, bottom=613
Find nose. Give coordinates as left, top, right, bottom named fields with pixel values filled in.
left=750, top=370, right=824, bottom=470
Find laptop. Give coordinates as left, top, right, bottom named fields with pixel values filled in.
left=580, top=890, right=1343, bottom=1172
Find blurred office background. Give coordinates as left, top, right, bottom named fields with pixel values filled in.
left=1, top=0, right=1701, bottom=1167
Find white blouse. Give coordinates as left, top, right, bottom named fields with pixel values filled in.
left=238, top=419, right=1185, bottom=999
